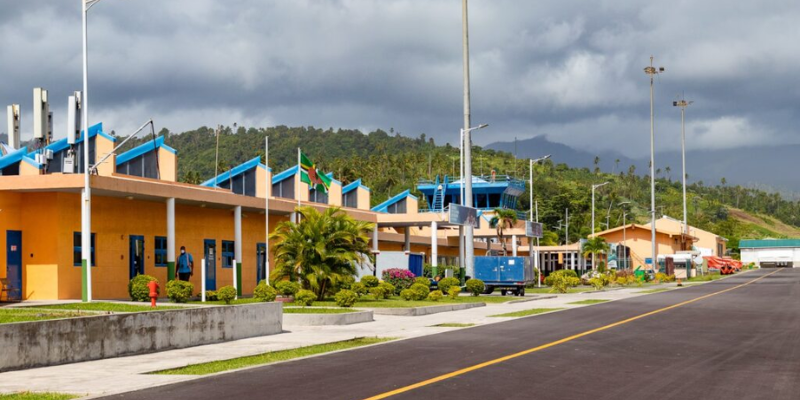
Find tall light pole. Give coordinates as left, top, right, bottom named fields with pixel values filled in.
left=591, top=181, right=609, bottom=269
left=529, top=155, right=550, bottom=287
left=674, top=97, right=693, bottom=235
left=461, top=123, right=487, bottom=280
left=462, top=0, right=476, bottom=279
left=81, top=0, right=105, bottom=302
left=644, top=56, right=665, bottom=275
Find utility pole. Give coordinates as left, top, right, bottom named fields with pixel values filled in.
left=644, top=56, right=665, bottom=275
left=674, top=97, right=693, bottom=235
left=463, top=0, right=473, bottom=279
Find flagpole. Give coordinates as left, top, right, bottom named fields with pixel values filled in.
left=265, top=136, right=270, bottom=284
left=295, top=147, right=300, bottom=223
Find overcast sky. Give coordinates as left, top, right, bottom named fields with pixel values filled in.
left=1, top=0, right=798, bottom=158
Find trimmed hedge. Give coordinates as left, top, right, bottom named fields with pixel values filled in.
left=128, top=274, right=158, bottom=302
left=166, top=280, right=193, bottom=303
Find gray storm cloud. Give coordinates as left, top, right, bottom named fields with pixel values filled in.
left=0, top=0, right=797, bottom=157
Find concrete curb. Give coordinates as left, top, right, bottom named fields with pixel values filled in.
left=368, top=302, right=485, bottom=316
left=507, top=295, right=557, bottom=304
left=283, top=309, right=374, bottom=326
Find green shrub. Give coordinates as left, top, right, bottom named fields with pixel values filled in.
left=409, top=283, right=430, bottom=300
left=205, top=290, right=218, bottom=301
left=333, top=275, right=356, bottom=292
left=437, top=277, right=460, bottom=294
left=294, top=289, right=316, bottom=306
left=351, top=282, right=367, bottom=296
left=414, top=277, right=431, bottom=287
left=550, top=274, right=580, bottom=294
left=597, top=261, right=607, bottom=274
left=166, top=279, right=194, bottom=303
left=589, top=277, right=605, bottom=291
left=217, top=285, right=237, bottom=304
left=361, top=275, right=379, bottom=288
left=400, top=289, right=415, bottom=301
left=334, top=289, right=358, bottom=307
left=274, top=281, right=301, bottom=296
left=369, top=286, right=387, bottom=299
left=616, top=277, right=628, bottom=286
left=128, top=274, right=158, bottom=302
left=543, top=270, right=578, bottom=286
left=427, top=290, right=444, bottom=302
left=377, top=282, right=395, bottom=299
left=382, top=268, right=415, bottom=293
left=253, top=281, right=278, bottom=302
left=465, top=279, right=484, bottom=297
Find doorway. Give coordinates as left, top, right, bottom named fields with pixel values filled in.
left=129, top=235, right=145, bottom=279
left=257, top=243, right=267, bottom=283
left=204, top=239, right=217, bottom=290
left=5, top=231, right=22, bottom=301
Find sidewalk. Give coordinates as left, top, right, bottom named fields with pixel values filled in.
left=0, top=284, right=677, bottom=397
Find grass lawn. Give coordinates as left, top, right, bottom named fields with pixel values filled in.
left=568, top=299, right=610, bottom=305
left=151, top=337, right=394, bottom=375
left=283, top=307, right=356, bottom=314
left=431, top=323, right=475, bottom=328
left=0, top=308, right=81, bottom=324
left=0, top=392, right=78, bottom=400
left=638, top=288, right=672, bottom=294
left=686, top=273, right=724, bottom=283
left=28, top=302, right=184, bottom=313
left=282, top=294, right=511, bottom=309
left=489, top=308, right=564, bottom=318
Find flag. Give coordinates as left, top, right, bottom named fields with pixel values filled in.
left=299, top=151, right=332, bottom=193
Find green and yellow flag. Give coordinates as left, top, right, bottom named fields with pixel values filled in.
left=299, top=151, right=332, bottom=193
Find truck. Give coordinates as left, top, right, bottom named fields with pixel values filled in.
left=474, top=256, right=535, bottom=296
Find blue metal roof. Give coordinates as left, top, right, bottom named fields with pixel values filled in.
left=201, top=156, right=269, bottom=187
left=116, top=136, right=177, bottom=165
left=740, top=239, right=800, bottom=249
left=371, top=189, right=418, bottom=213
left=28, top=123, right=115, bottom=158
left=0, top=147, right=29, bottom=170
left=343, top=178, right=371, bottom=194
left=272, top=165, right=298, bottom=184
left=417, top=175, right=520, bottom=195
left=325, top=172, right=342, bottom=186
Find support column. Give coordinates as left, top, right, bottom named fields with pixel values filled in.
left=404, top=229, right=411, bottom=252
left=372, top=225, right=379, bottom=276
left=431, top=221, right=438, bottom=277
left=458, top=226, right=464, bottom=281
left=234, top=206, right=243, bottom=296
left=166, top=198, right=176, bottom=282
left=512, top=234, right=518, bottom=257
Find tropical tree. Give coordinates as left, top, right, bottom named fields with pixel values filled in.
left=582, top=237, right=610, bottom=270
left=489, top=208, right=519, bottom=255
left=270, top=206, right=374, bottom=300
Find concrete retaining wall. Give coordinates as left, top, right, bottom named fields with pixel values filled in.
left=0, top=303, right=282, bottom=372
left=370, top=302, right=485, bottom=316
left=283, top=309, right=373, bottom=326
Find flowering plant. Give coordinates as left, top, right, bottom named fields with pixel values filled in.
left=381, top=268, right=415, bottom=294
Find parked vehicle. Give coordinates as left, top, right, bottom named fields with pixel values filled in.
left=474, top=256, right=534, bottom=296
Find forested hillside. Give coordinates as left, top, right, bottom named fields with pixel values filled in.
left=124, top=125, right=800, bottom=256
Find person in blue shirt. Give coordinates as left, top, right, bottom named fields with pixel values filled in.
left=177, top=246, right=194, bottom=281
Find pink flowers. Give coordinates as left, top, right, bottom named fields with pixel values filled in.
left=382, top=268, right=415, bottom=293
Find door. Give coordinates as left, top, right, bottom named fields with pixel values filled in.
left=256, top=243, right=267, bottom=283
left=6, top=231, right=22, bottom=301
left=129, top=235, right=145, bottom=279
left=204, top=239, right=217, bottom=290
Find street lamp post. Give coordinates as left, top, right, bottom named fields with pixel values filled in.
left=529, top=155, right=550, bottom=287
left=461, top=123, right=487, bottom=279
left=644, top=56, right=665, bottom=276
left=590, top=182, right=609, bottom=270
left=81, top=0, right=106, bottom=302
left=674, top=98, right=693, bottom=235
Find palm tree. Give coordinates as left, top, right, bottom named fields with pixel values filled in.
left=489, top=208, right=518, bottom=255
left=270, top=206, right=374, bottom=300
left=582, top=237, right=610, bottom=270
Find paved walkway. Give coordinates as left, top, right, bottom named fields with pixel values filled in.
left=0, top=283, right=690, bottom=397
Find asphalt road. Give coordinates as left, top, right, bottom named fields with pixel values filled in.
left=105, top=269, right=800, bottom=400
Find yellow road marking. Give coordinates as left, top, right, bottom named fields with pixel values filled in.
left=364, top=269, right=781, bottom=400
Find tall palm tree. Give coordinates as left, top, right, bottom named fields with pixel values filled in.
left=582, top=237, right=610, bottom=270
left=270, top=206, right=374, bottom=300
left=489, top=208, right=518, bottom=255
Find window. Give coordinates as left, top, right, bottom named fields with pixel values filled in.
left=73, top=232, right=96, bottom=266
left=343, top=191, right=358, bottom=208
left=222, top=240, right=235, bottom=268
left=154, top=236, right=167, bottom=267
left=309, top=188, right=328, bottom=204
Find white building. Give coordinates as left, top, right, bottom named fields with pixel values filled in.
left=740, top=239, right=800, bottom=268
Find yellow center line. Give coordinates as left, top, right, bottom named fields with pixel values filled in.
left=364, top=269, right=781, bottom=400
